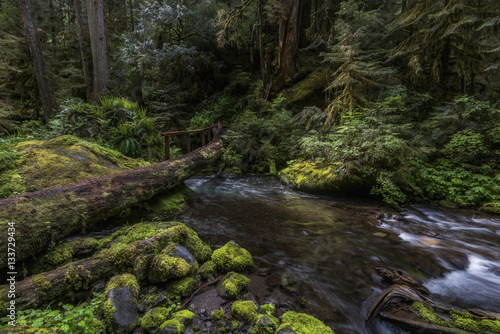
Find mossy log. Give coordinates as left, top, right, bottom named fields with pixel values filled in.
left=0, top=223, right=196, bottom=315
left=0, top=133, right=222, bottom=269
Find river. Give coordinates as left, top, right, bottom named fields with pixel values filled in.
left=178, top=175, right=500, bottom=333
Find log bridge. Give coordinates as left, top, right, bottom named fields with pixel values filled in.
left=0, top=123, right=223, bottom=269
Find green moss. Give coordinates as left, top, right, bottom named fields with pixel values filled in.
left=231, top=300, right=258, bottom=324
left=32, top=274, right=52, bottom=296
left=0, top=324, right=63, bottom=333
left=450, top=310, right=500, bottom=333
left=213, top=309, right=225, bottom=321
left=285, top=68, right=329, bottom=106
left=480, top=202, right=500, bottom=214
left=279, top=160, right=367, bottom=193
left=211, top=241, right=253, bottom=272
left=148, top=184, right=191, bottom=215
left=160, top=319, right=184, bottom=333
left=172, top=310, right=195, bottom=324
left=0, top=169, right=26, bottom=198
left=183, top=228, right=212, bottom=262
left=277, top=311, right=334, bottom=334
left=64, top=264, right=93, bottom=291
left=412, top=302, right=449, bottom=327
left=150, top=254, right=193, bottom=282
left=44, top=237, right=99, bottom=267
left=259, top=304, right=276, bottom=317
left=14, top=135, right=147, bottom=192
left=141, top=307, right=170, bottom=331
left=103, top=298, right=117, bottom=328
left=104, top=273, right=140, bottom=297
left=167, top=276, right=199, bottom=298
left=218, top=272, right=250, bottom=299
left=250, top=314, right=279, bottom=334
left=198, top=260, right=217, bottom=279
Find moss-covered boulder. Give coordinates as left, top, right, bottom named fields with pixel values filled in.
left=159, top=310, right=194, bottom=334
left=251, top=314, right=279, bottom=334
left=141, top=307, right=170, bottom=332
left=231, top=300, right=258, bottom=324
left=216, top=272, right=250, bottom=300
left=148, top=254, right=197, bottom=284
left=14, top=135, right=147, bottom=192
left=279, top=160, right=370, bottom=194
left=102, top=273, right=140, bottom=334
left=276, top=311, right=334, bottom=334
left=167, top=276, right=199, bottom=298
left=198, top=260, right=217, bottom=280
left=211, top=241, right=253, bottom=272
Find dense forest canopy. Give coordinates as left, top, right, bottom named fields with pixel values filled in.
left=1, top=0, right=500, bottom=209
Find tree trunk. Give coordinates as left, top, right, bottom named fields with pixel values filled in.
left=18, top=0, right=53, bottom=123
left=0, top=224, right=189, bottom=315
left=274, top=0, right=301, bottom=91
left=0, top=134, right=223, bottom=270
left=86, top=0, right=108, bottom=100
left=75, top=0, right=92, bottom=101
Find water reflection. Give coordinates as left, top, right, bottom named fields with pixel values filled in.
left=180, top=176, right=500, bottom=333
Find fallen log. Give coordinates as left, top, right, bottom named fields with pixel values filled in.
left=0, top=223, right=200, bottom=315
left=0, top=132, right=222, bottom=269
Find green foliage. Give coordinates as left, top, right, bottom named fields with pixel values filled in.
left=0, top=292, right=105, bottom=333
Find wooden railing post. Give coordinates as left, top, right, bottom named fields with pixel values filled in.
left=201, top=131, right=206, bottom=146
left=165, top=135, right=170, bottom=161
left=208, top=126, right=212, bottom=142
left=186, top=133, right=191, bottom=152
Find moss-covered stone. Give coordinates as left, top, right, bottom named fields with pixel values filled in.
left=64, top=264, right=93, bottom=291
left=159, top=310, right=194, bottom=334
left=198, top=260, right=217, bottom=280
left=480, top=202, right=500, bottom=215
left=14, top=135, right=147, bottom=192
left=213, top=309, right=225, bottom=321
left=103, top=274, right=140, bottom=334
left=104, top=273, right=140, bottom=297
left=0, top=324, right=64, bottom=333
left=277, top=311, right=334, bottom=334
left=211, top=241, right=253, bottom=272
left=183, top=228, right=212, bottom=262
left=147, top=184, right=191, bottom=216
left=279, top=160, right=369, bottom=194
left=167, top=276, right=199, bottom=298
left=149, top=254, right=194, bottom=283
left=217, top=272, right=250, bottom=300
left=141, top=307, right=170, bottom=332
left=231, top=300, right=258, bottom=324
left=0, top=169, right=26, bottom=198
left=259, top=304, right=276, bottom=317
left=251, top=314, right=279, bottom=334
left=172, top=310, right=195, bottom=324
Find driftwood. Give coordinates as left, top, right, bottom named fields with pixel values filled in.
left=0, top=132, right=222, bottom=269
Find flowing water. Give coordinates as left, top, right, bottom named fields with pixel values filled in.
left=179, top=175, right=500, bottom=334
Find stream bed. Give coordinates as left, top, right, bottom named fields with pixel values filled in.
left=178, top=175, right=500, bottom=334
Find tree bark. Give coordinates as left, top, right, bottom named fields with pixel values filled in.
left=0, top=134, right=223, bottom=270
left=18, top=0, right=53, bottom=123
left=0, top=224, right=190, bottom=315
left=274, top=0, right=301, bottom=91
left=86, top=0, right=109, bottom=100
left=75, top=0, right=92, bottom=101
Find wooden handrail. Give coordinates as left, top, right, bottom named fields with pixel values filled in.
left=163, top=122, right=221, bottom=160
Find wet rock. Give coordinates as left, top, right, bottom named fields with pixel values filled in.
left=436, top=250, right=469, bottom=271
left=103, top=274, right=140, bottom=334
left=211, top=241, right=253, bottom=272
left=198, top=260, right=217, bottom=280
left=277, top=311, right=334, bottom=334
left=159, top=310, right=194, bottom=334
left=265, top=274, right=282, bottom=287
left=257, top=268, right=272, bottom=276
left=251, top=314, right=279, bottom=333
left=216, top=272, right=250, bottom=299
left=163, top=244, right=197, bottom=266
left=134, top=254, right=154, bottom=281
left=420, top=229, right=441, bottom=238
left=148, top=253, right=197, bottom=284
left=140, top=307, right=169, bottom=332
